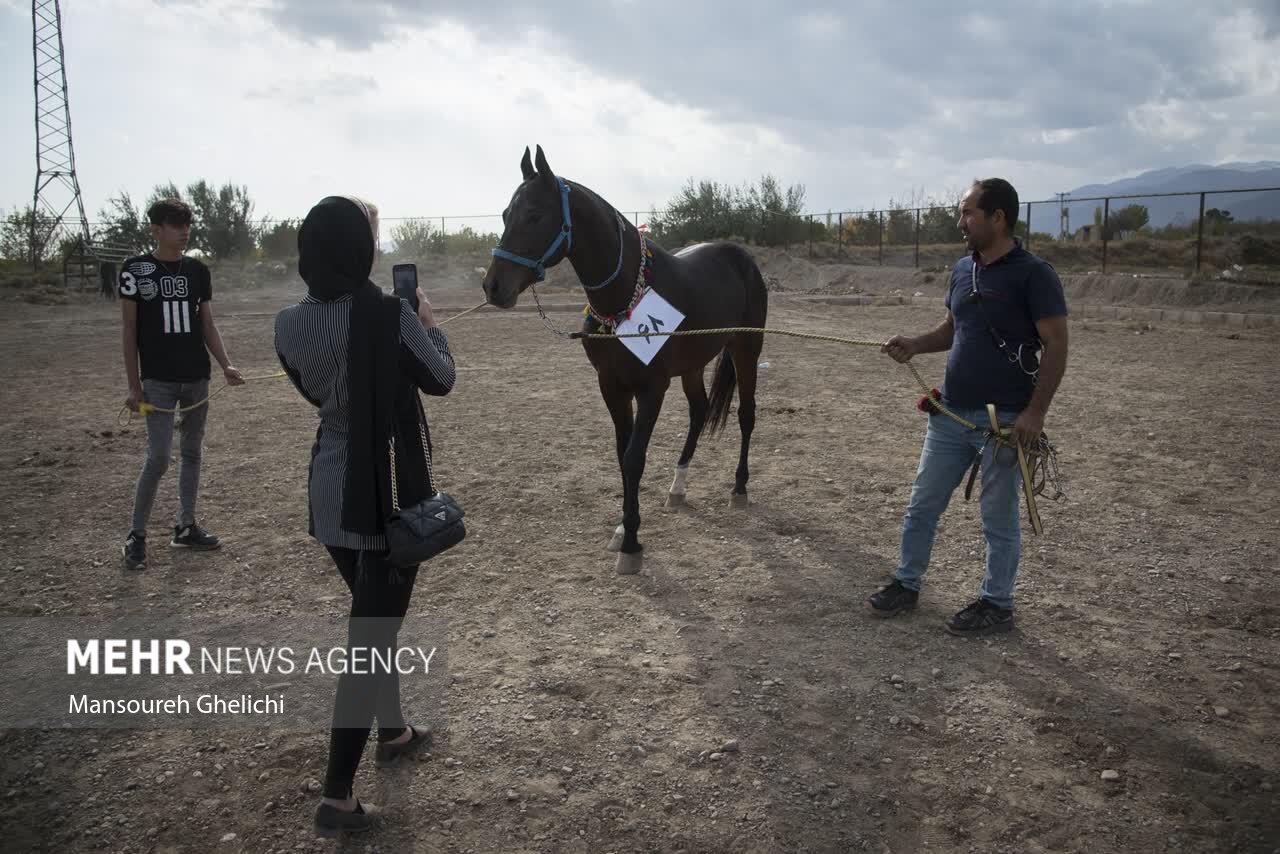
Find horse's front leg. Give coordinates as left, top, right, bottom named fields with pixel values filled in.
left=616, top=381, right=668, bottom=574
left=598, top=377, right=633, bottom=552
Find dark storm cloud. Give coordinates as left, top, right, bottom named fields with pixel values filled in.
left=1243, top=0, right=1280, bottom=38
left=259, top=1, right=1278, bottom=195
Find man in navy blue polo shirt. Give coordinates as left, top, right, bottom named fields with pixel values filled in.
left=865, top=178, right=1068, bottom=635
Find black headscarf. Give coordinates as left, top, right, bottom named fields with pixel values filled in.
left=297, top=196, right=402, bottom=536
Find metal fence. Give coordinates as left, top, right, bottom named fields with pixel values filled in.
left=791, top=186, right=1280, bottom=278
left=53, top=185, right=1280, bottom=279
left=376, top=186, right=1280, bottom=278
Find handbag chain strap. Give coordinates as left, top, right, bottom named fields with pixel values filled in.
left=388, top=410, right=436, bottom=514
left=389, top=436, right=400, bottom=513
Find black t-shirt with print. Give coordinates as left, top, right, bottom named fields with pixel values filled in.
left=118, top=253, right=213, bottom=382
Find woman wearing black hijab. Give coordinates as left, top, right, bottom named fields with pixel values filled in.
left=274, top=196, right=455, bottom=835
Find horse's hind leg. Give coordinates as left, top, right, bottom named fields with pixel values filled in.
left=728, top=332, right=764, bottom=508
left=666, top=370, right=709, bottom=508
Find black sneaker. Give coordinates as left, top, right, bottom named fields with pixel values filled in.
left=121, top=531, right=146, bottom=570
left=170, top=522, right=221, bottom=550
left=865, top=579, right=919, bottom=617
left=945, top=599, right=1014, bottom=636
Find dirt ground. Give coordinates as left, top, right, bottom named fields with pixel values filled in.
left=0, top=266, right=1277, bottom=853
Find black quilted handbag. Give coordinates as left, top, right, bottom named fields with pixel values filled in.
left=384, top=418, right=465, bottom=568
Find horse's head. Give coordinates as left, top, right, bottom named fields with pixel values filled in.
left=482, top=145, right=571, bottom=309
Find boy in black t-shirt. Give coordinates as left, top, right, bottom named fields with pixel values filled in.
left=119, top=198, right=244, bottom=570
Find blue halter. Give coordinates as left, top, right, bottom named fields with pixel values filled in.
left=491, top=177, right=573, bottom=282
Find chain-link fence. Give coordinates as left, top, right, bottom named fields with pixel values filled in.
left=792, top=187, right=1280, bottom=278
left=40, top=185, right=1279, bottom=280
left=1022, top=189, right=1280, bottom=278
left=383, top=185, right=1278, bottom=279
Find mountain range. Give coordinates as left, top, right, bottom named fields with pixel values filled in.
left=1041, top=162, right=1280, bottom=232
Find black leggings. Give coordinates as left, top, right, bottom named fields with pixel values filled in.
left=322, top=547, right=419, bottom=799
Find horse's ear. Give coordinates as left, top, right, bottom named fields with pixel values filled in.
left=520, top=147, right=535, bottom=181
left=534, top=145, right=554, bottom=185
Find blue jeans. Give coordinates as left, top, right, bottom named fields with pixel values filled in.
left=894, top=405, right=1023, bottom=610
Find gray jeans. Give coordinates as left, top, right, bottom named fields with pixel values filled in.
left=130, top=378, right=210, bottom=534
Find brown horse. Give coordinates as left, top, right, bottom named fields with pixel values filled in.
left=482, top=146, right=768, bottom=574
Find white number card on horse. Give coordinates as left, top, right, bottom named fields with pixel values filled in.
left=616, top=290, right=686, bottom=365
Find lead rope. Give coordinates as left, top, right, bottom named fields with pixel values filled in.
left=569, top=321, right=1065, bottom=531
left=116, top=300, right=489, bottom=427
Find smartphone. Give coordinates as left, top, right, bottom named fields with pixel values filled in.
left=392, top=263, right=419, bottom=311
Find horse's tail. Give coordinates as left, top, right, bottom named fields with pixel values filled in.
left=705, top=345, right=736, bottom=437
left=100, top=261, right=118, bottom=300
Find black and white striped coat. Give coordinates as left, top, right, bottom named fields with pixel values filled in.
left=274, top=294, right=455, bottom=550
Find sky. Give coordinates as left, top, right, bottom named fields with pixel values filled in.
left=2, top=0, right=1278, bottom=231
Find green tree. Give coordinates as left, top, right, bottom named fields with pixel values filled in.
left=649, top=174, right=807, bottom=247
left=1106, top=204, right=1150, bottom=239
left=149, top=182, right=182, bottom=203
left=918, top=198, right=963, bottom=245
left=1203, top=208, right=1234, bottom=236
left=187, top=180, right=257, bottom=258
left=144, top=180, right=259, bottom=258
left=0, top=206, right=59, bottom=265
left=841, top=211, right=881, bottom=246
left=391, top=219, right=440, bottom=257
left=441, top=224, right=500, bottom=255
left=884, top=199, right=916, bottom=245
left=258, top=218, right=300, bottom=258
left=746, top=174, right=807, bottom=244
left=649, top=179, right=741, bottom=245
left=94, top=191, right=150, bottom=249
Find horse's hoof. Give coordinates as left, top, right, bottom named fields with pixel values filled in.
left=665, top=492, right=687, bottom=508
left=730, top=493, right=749, bottom=509
left=606, top=525, right=625, bottom=552
left=615, top=551, right=644, bottom=575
